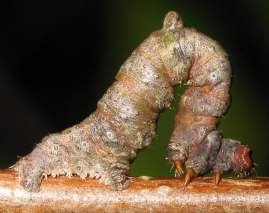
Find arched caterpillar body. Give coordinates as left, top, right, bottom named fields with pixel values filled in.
left=14, top=11, right=253, bottom=192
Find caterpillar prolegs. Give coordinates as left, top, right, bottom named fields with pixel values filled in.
left=14, top=11, right=254, bottom=192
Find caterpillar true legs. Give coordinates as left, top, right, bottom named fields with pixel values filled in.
left=164, top=12, right=253, bottom=184
left=14, top=11, right=254, bottom=192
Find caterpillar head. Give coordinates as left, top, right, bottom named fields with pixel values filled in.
left=215, top=139, right=254, bottom=177
left=232, top=144, right=254, bottom=177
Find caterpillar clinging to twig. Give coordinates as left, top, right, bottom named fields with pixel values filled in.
left=14, top=11, right=254, bottom=192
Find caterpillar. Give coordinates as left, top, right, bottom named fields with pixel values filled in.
left=14, top=11, right=254, bottom=192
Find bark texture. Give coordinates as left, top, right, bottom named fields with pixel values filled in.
left=0, top=170, right=268, bottom=213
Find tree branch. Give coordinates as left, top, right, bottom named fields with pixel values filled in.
left=0, top=169, right=268, bottom=212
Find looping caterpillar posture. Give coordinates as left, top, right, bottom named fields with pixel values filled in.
left=14, top=11, right=254, bottom=192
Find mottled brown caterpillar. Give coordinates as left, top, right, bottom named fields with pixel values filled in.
left=14, top=11, right=254, bottom=192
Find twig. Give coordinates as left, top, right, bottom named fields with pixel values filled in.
left=0, top=170, right=268, bottom=212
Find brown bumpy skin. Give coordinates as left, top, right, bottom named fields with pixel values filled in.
left=14, top=11, right=254, bottom=192
left=164, top=12, right=254, bottom=183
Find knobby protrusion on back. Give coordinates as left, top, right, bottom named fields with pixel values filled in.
left=162, top=11, right=184, bottom=31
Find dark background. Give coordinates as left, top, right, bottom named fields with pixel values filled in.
left=0, top=0, right=268, bottom=177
